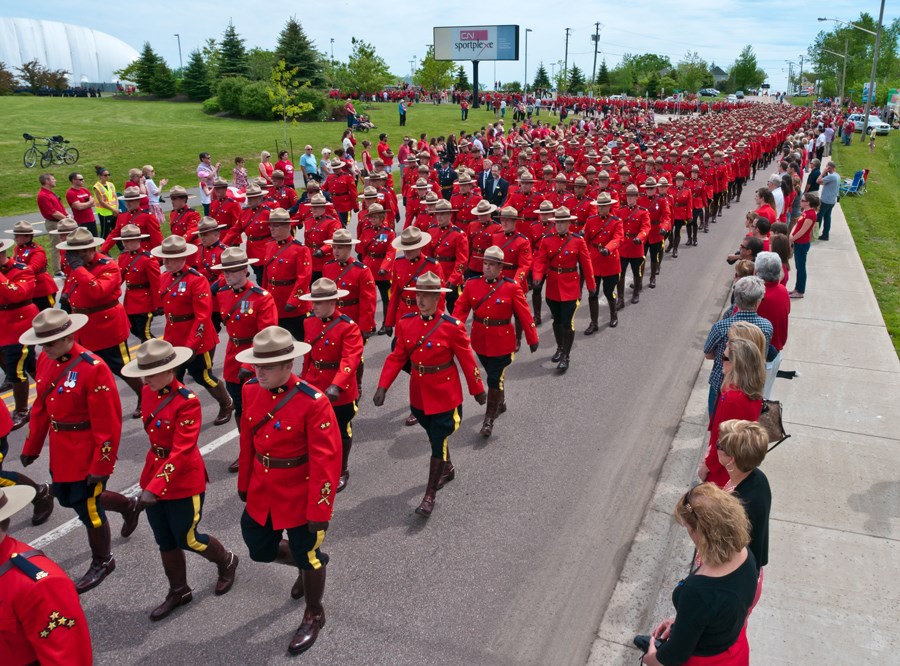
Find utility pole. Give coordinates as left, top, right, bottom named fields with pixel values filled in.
left=173, top=34, right=183, bottom=73
left=591, top=23, right=600, bottom=86
left=798, top=55, right=804, bottom=92
left=563, top=28, right=572, bottom=87
left=861, top=0, right=886, bottom=137
left=524, top=28, right=532, bottom=93
left=841, top=38, right=848, bottom=105
left=330, top=38, right=335, bottom=64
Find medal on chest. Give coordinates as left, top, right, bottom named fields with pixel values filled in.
left=177, top=281, right=187, bottom=293
left=64, top=371, right=78, bottom=389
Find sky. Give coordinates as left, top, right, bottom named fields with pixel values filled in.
left=9, top=0, right=899, bottom=91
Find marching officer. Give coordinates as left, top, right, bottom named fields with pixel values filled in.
left=449, top=172, right=480, bottom=228
left=236, top=327, right=341, bottom=655
left=122, top=339, right=239, bottom=621
left=374, top=272, right=486, bottom=517
left=615, top=184, right=651, bottom=306
left=528, top=200, right=556, bottom=325
left=688, top=163, right=708, bottom=242
left=465, top=200, right=501, bottom=279
left=49, top=218, right=79, bottom=288
left=453, top=246, right=538, bottom=438
left=19, top=309, right=141, bottom=593
left=300, top=194, right=343, bottom=283
left=426, top=199, right=468, bottom=315
left=152, top=235, right=234, bottom=426
left=57, top=228, right=144, bottom=418
left=263, top=208, right=312, bottom=342
left=7, top=221, right=57, bottom=311
left=114, top=224, right=161, bottom=343
left=266, top=170, right=298, bottom=212
left=638, top=177, right=672, bottom=289
left=222, top=184, right=271, bottom=283
left=167, top=186, right=200, bottom=242
left=0, top=486, right=92, bottom=665
left=100, top=186, right=162, bottom=255
left=0, top=237, right=40, bottom=430
left=195, top=216, right=229, bottom=284
left=211, top=247, right=278, bottom=472
left=210, top=178, right=242, bottom=233
left=582, top=192, right=624, bottom=332
left=504, top=171, right=546, bottom=236
left=321, top=159, right=357, bottom=227
left=667, top=172, right=694, bottom=258
left=299, top=278, right=364, bottom=492
left=492, top=206, right=532, bottom=350
left=356, top=203, right=395, bottom=333
left=531, top=206, right=596, bottom=372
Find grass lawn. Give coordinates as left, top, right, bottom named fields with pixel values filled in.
left=830, top=130, right=900, bottom=357
left=0, top=96, right=519, bottom=218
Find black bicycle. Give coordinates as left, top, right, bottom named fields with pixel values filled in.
left=23, top=133, right=79, bottom=168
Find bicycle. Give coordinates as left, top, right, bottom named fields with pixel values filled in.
left=23, top=133, right=79, bottom=169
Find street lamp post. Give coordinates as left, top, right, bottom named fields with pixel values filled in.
left=822, top=40, right=848, bottom=104
left=330, top=38, right=335, bottom=63
left=785, top=60, right=796, bottom=95
left=524, top=28, right=532, bottom=93
left=174, top=34, right=183, bottom=73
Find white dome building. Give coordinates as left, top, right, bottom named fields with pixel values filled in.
left=0, top=17, right=139, bottom=85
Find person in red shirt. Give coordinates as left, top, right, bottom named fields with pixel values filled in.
left=582, top=193, right=623, bottom=333
left=114, top=224, right=161, bottom=342
left=321, top=160, right=358, bottom=228
left=65, top=172, right=98, bottom=237
left=100, top=186, right=163, bottom=255
left=356, top=204, right=395, bottom=332
left=465, top=200, right=501, bottom=278
left=755, top=252, right=790, bottom=397
left=210, top=178, right=241, bottom=233
left=263, top=208, right=313, bottom=342
left=167, top=186, right=201, bottom=242
left=274, top=150, right=296, bottom=188
left=615, top=184, right=651, bottom=306
left=36, top=173, right=67, bottom=274
left=8, top=221, right=57, bottom=311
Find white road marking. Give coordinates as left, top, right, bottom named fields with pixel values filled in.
left=30, top=429, right=238, bottom=550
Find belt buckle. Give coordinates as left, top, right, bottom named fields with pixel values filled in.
left=167, top=313, right=174, bottom=324
left=261, top=454, right=271, bottom=469
left=51, top=421, right=59, bottom=432
left=416, top=363, right=426, bottom=374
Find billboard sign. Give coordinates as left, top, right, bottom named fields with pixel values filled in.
left=862, top=81, right=876, bottom=103
left=433, top=25, right=519, bottom=61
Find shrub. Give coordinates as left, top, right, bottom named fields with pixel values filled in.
left=202, top=96, right=222, bottom=114
left=294, top=86, right=327, bottom=121
left=238, top=81, right=274, bottom=120
left=217, top=76, right=249, bottom=113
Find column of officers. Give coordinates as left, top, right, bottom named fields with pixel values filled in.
left=1, top=102, right=802, bottom=659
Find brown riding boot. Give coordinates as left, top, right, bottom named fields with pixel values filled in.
left=150, top=549, right=193, bottom=620
left=532, top=289, right=542, bottom=325
left=415, top=457, right=444, bottom=517
left=479, top=388, right=502, bottom=438
left=616, top=277, right=626, bottom=310
left=557, top=329, right=574, bottom=372
left=584, top=296, right=600, bottom=335
left=207, top=381, right=234, bottom=426
left=274, top=539, right=304, bottom=599
left=436, top=453, right=455, bottom=490
left=337, top=437, right=352, bottom=493
left=75, top=522, right=115, bottom=594
left=288, top=567, right=327, bottom=655
left=228, top=411, right=241, bottom=472
left=7, top=468, right=54, bottom=525
left=649, top=257, right=658, bottom=289
left=631, top=273, right=642, bottom=304
left=608, top=298, right=619, bottom=328
left=497, top=386, right=507, bottom=414
left=121, top=375, right=144, bottom=419
left=11, top=381, right=30, bottom=431
left=198, top=536, right=239, bottom=595
left=99, top=490, right=141, bottom=538
left=551, top=323, right=564, bottom=363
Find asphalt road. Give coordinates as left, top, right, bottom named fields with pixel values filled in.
left=3, top=168, right=765, bottom=666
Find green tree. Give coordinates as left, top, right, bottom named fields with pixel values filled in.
left=343, top=38, right=393, bottom=93
left=181, top=49, right=211, bottom=100
left=676, top=51, right=710, bottom=94
left=455, top=65, right=470, bottom=91
left=730, top=45, right=766, bottom=91
left=643, top=71, right=661, bottom=98
left=275, top=16, right=323, bottom=87
left=268, top=59, right=315, bottom=144
left=596, top=59, right=610, bottom=86
left=502, top=81, right=522, bottom=93
left=217, top=76, right=249, bottom=113
left=414, top=46, right=455, bottom=91
left=567, top=64, right=586, bottom=92
left=201, top=38, right=221, bottom=82
left=0, top=61, right=16, bottom=94
left=532, top=62, right=550, bottom=90
left=246, top=48, right=276, bottom=81
left=238, top=81, right=272, bottom=119
left=133, top=42, right=162, bottom=93
left=219, top=21, right=248, bottom=78
left=149, top=61, right=177, bottom=98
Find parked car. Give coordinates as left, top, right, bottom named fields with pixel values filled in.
left=727, top=94, right=738, bottom=103
left=735, top=90, right=745, bottom=99
left=698, top=88, right=719, bottom=97
left=847, top=113, right=891, bottom=135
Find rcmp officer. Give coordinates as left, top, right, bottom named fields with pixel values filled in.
left=153, top=235, right=235, bottom=426
left=167, top=186, right=201, bottom=242
left=236, top=327, right=341, bottom=655
left=504, top=171, right=546, bottom=235
left=356, top=204, right=395, bottom=332
left=321, top=159, right=357, bottom=227
left=211, top=247, right=278, bottom=471
left=667, top=172, right=694, bottom=258
left=195, top=216, right=228, bottom=284
left=122, top=339, right=239, bottom=620
left=582, top=192, right=624, bottom=332
left=263, top=207, right=312, bottom=341
left=0, top=486, right=92, bottom=665
left=426, top=199, right=468, bottom=315
left=114, top=224, right=161, bottom=343
left=57, top=228, right=145, bottom=418
left=531, top=206, right=596, bottom=372
left=266, top=170, right=299, bottom=212
left=528, top=199, right=556, bottom=325
left=48, top=218, right=78, bottom=287
left=492, top=206, right=533, bottom=350
left=222, top=184, right=272, bottom=283
left=300, top=194, right=343, bottom=283
left=100, top=186, right=163, bottom=255
left=449, top=172, right=480, bottom=228
left=374, top=272, right=486, bottom=517
left=638, top=177, right=672, bottom=289
left=210, top=178, right=242, bottom=233
left=7, top=221, right=57, bottom=311
left=453, top=246, right=538, bottom=438
left=19, top=310, right=141, bottom=593
left=615, top=185, right=651, bottom=305
left=299, top=278, right=364, bottom=492
left=465, top=200, right=501, bottom=278
left=0, top=237, right=40, bottom=430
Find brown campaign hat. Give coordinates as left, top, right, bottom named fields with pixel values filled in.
left=657, top=177, right=670, bottom=187
left=0, top=238, right=13, bottom=253
left=498, top=206, right=520, bottom=220
left=0, top=486, right=36, bottom=522
left=245, top=184, right=264, bottom=198
left=299, top=277, right=350, bottom=302
left=414, top=178, right=431, bottom=190
left=5, top=220, right=43, bottom=236
left=359, top=186, right=379, bottom=200
left=306, top=179, right=322, bottom=190
left=272, top=169, right=285, bottom=179
left=641, top=177, right=658, bottom=189
left=434, top=199, right=456, bottom=214
left=48, top=217, right=78, bottom=236
left=211, top=246, right=258, bottom=270
left=324, top=228, right=360, bottom=246
left=391, top=226, right=432, bottom=251
left=198, top=216, right=227, bottom=233
left=310, top=194, right=328, bottom=207
left=481, top=245, right=511, bottom=266
left=554, top=173, right=568, bottom=183
left=674, top=171, right=686, bottom=180
left=20, top=308, right=88, bottom=346
left=121, top=338, right=193, bottom=378
left=625, top=184, right=640, bottom=195
left=268, top=208, right=291, bottom=224
left=56, top=227, right=103, bottom=250
left=168, top=185, right=194, bottom=199
left=574, top=176, right=588, bottom=187
left=213, top=177, right=229, bottom=188
left=112, top=223, right=150, bottom=241
left=517, top=171, right=535, bottom=183
left=552, top=206, right=576, bottom=222
left=470, top=200, right=498, bottom=216
left=235, top=326, right=311, bottom=365
left=151, top=235, right=199, bottom=259
left=367, top=203, right=386, bottom=216
left=535, top=200, right=555, bottom=215
left=595, top=192, right=618, bottom=207
left=118, top=186, right=143, bottom=201
left=402, top=270, right=451, bottom=293
left=329, top=159, right=347, bottom=169
left=457, top=172, right=474, bottom=185
left=424, top=191, right=439, bottom=204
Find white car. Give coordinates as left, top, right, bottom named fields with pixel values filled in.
left=847, top=114, right=890, bottom=135
left=727, top=94, right=738, bottom=103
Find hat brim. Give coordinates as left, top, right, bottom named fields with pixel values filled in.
left=470, top=204, right=498, bottom=216
left=551, top=216, right=576, bottom=222
left=48, top=227, right=77, bottom=236
left=403, top=285, right=453, bottom=294
left=0, top=239, right=15, bottom=253
left=0, top=485, right=36, bottom=521
left=482, top=256, right=513, bottom=266
left=20, top=313, right=89, bottom=346
left=298, top=288, right=351, bottom=302
left=56, top=237, right=104, bottom=250
left=198, top=224, right=228, bottom=232
left=151, top=244, right=199, bottom=259
left=595, top=199, right=619, bottom=206
left=113, top=233, right=151, bottom=241
left=211, top=257, right=259, bottom=271
left=391, top=232, right=432, bottom=251
left=235, top=340, right=311, bottom=365
left=168, top=194, right=197, bottom=200
left=117, top=195, right=144, bottom=201
left=323, top=239, right=361, bottom=246
left=121, top=345, right=193, bottom=378
left=267, top=217, right=292, bottom=225
left=5, top=229, right=44, bottom=236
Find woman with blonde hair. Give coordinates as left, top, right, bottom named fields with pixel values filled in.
left=142, top=165, right=168, bottom=224
left=258, top=150, right=274, bottom=185
left=639, top=483, right=757, bottom=665
left=125, top=167, right=149, bottom=208
left=727, top=321, right=767, bottom=362
left=700, top=337, right=764, bottom=487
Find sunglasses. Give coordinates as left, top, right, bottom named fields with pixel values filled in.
left=682, top=487, right=695, bottom=513
left=74, top=177, right=84, bottom=181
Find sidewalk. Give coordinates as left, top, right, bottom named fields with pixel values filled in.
left=588, top=202, right=900, bottom=665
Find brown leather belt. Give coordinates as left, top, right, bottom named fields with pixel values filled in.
left=51, top=420, right=91, bottom=432
left=231, top=336, right=254, bottom=346
left=412, top=360, right=454, bottom=375
left=247, top=235, right=270, bottom=242
left=550, top=266, right=577, bottom=274
left=0, top=300, right=33, bottom=311
left=313, top=359, right=339, bottom=370
left=73, top=301, right=117, bottom=315
left=368, top=252, right=386, bottom=258
left=624, top=232, right=638, bottom=238
left=256, top=452, right=309, bottom=469
left=337, top=298, right=359, bottom=307
left=401, top=296, right=416, bottom=305
left=151, top=446, right=170, bottom=458
left=474, top=316, right=511, bottom=326
left=34, top=268, right=48, bottom=275
left=167, top=313, right=194, bottom=323
left=127, top=283, right=150, bottom=290
left=269, top=278, right=294, bottom=287
left=436, top=256, right=455, bottom=262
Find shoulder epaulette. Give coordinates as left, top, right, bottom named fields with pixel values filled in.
left=297, top=380, right=322, bottom=400
left=338, top=313, right=352, bottom=323
left=441, top=313, right=460, bottom=325
left=291, top=239, right=304, bottom=246
left=401, top=312, right=417, bottom=319
left=9, top=552, right=48, bottom=581
left=142, top=251, right=153, bottom=258
left=178, top=386, right=196, bottom=399
left=13, top=262, right=27, bottom=270
left=250, top=285, right=266, bottom=295
left=210, top=281, right=225, bottom=294
left=245, top=377, right=259, bottom=385
left=502, top=276, right=515, bottom=283
left=187, top=268, right=203, bottom=277
left=353, top=260, right=365, bottom=268
left=97, top=257, right=111, bottom=264
left=323, top=259, right=337, bottom=266
left=80, top=351, right=100, bottom=365
left=572, top=231, right=584, bottom=238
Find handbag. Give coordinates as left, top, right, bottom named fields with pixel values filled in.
left=759, top=399, right=790, bottom=451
